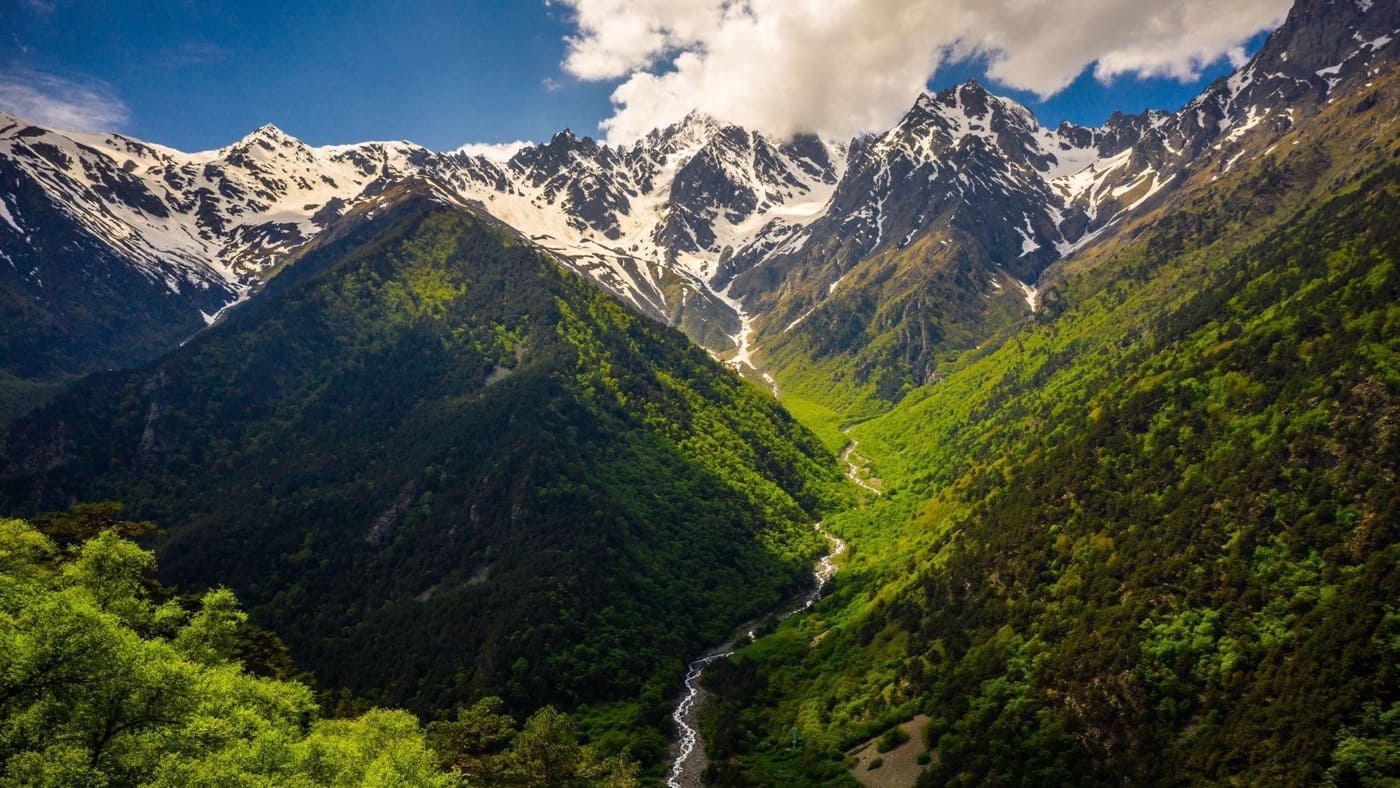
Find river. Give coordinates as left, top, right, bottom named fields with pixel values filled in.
left=664, top=522, right=848, bottom=788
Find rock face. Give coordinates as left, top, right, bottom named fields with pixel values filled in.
left=1, top=0, right=1393, bottom=388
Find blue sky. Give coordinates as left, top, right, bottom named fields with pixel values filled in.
left=1, top=0, right=1276, bottom=151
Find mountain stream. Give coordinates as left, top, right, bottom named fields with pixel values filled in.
left=664, top=523, right=847, bottom=787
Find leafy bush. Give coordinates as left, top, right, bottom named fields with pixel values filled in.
left=877, top=725, right=910, bottom=753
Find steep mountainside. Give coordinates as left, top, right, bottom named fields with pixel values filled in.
left=0, top=193, right=845, bottom=758
left=693, top=36, right=1400, bottom=787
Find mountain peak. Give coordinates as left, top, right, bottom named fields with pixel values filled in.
left=667, top=110, right=725, bottom=137
left=640, top=110, right=728, bottom=155
left=544, top=128, right=603, bottom=153
left=253, top=123, right=291, bottom=139
left=235, top=123, right=304, bottom=150
left=680, top=109, right=721, bottom=127
left=959, top=77, right=987, bottom=95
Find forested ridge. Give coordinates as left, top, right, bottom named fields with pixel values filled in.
left=0, top=197, right=846, bottom=774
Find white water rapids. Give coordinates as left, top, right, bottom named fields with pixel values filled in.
left=839, top=438, right=882, bottom=494
left=664, top=523, right=847, bottom=788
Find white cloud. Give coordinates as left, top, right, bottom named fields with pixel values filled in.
left=555, top=0, right=1291, bottom=143
left=455, top=140, right=532, bottom=161
left=0, top=69, right=130, bottom=132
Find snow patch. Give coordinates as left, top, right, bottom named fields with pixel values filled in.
left=1017, top=279, right=1039, bottom=311
left=200, top=285, right=254, bottom=326
left=1015, top=215, right=1040, bottom=257
left=0, top=196, right=20, bottom=234
left=784, top=305, right=818, bottom=333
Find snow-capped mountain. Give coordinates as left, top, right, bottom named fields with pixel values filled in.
left=430, top=112, right=846, bottom=339
left=727, top=0, right=1397, bottom=395
left=0, top=106, right=851, bottom=375
left=0, top=0, right=1392, bottom=384
left=0, top=118, right=441, bottom=310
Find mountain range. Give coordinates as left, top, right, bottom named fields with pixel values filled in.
left=0, top=0, right=1395, bottom=784
left=4, top=0, right=1392, bottom=408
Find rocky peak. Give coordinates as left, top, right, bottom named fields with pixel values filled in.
left=546, top=128, right=591, bottom=151
left=953, top=79, right=993, bottom=117
left=510, top=129, right=604, bottom=177
left=239, top=123, right=301, bottom=148
left=642, top=111, right=729, bottom=158
left=877, top=92, right=940, bottom=145
left=223, top=123, right=314, bottom=170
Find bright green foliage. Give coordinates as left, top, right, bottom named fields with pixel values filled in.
left=699, top=76, right=1400, bottom=785
left=0, top=519, right=452, bottom=787
left=1324, top=701, right=1400, bottom=787
left=424, top=698, right=639, bottom=787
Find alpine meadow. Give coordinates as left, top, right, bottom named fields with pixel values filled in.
left=0, top=0, right=1395, bottom=785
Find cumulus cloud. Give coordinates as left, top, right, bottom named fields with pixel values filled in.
left=555, top=0, right=1291, bottom=142
left=0, top=69, right=130, bottom=132
left=455, top=140, right=533, bottom=161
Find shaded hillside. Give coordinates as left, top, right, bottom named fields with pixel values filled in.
left=696, top=58, right=1399, bottom=788
left=0, top=196, right=845, bottom=740
left=757, top=218, right=1035, bottom=415
left=0, top=152, right=226, bottom=423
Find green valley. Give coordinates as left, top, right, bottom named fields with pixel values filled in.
left=697, top=63, right=1400, bottom=787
